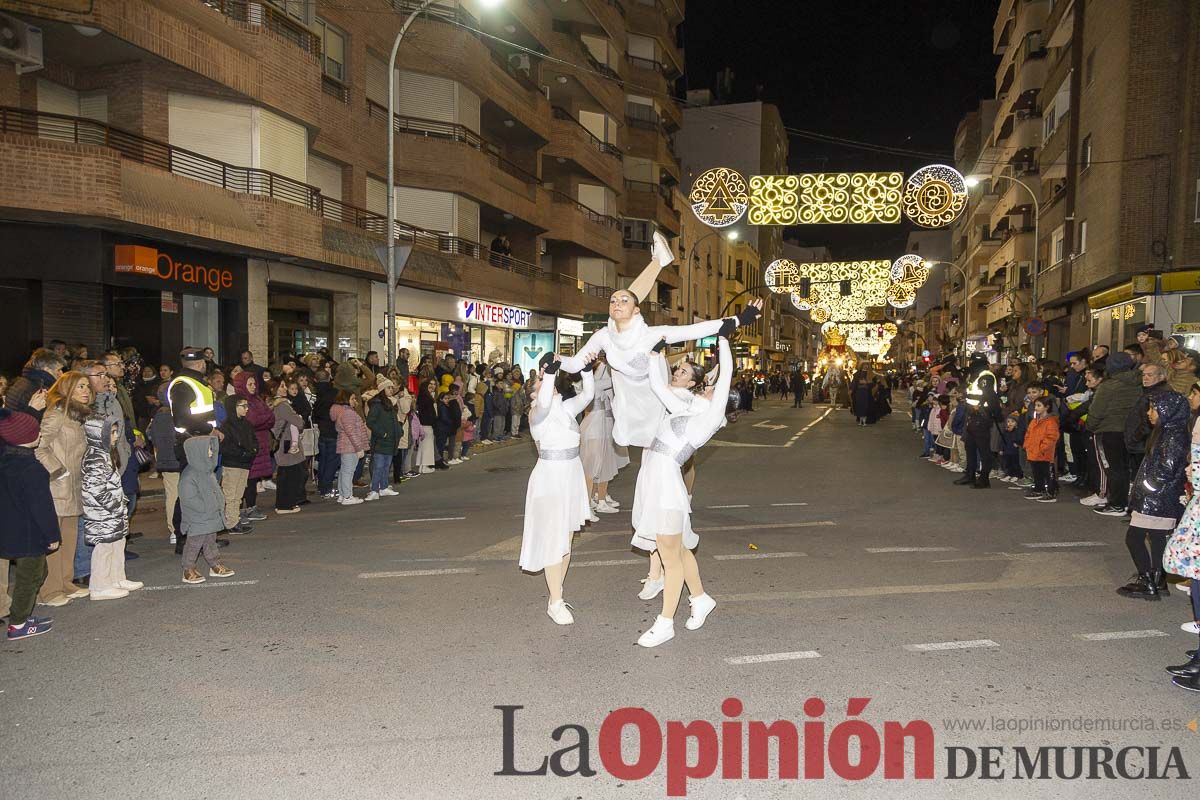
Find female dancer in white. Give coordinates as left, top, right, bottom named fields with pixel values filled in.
left=518, top=354, right=595, bottom=625
left=633, top=334, right=738, bottom=647
left=579, top=359, right=629, bottom=514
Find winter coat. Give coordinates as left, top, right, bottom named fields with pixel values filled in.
left=178, top=435, right=226, bottom=536
left=1024, top=414, right=1061, bottom=462
left=271, top=399, right=306, bottom=467
left=149, top=406, right=182, bottom=472
left=1129, top=392, right=1191, bottom=524
left=366, top=397, right=403, bottom=456
left=233, top=371, right=276, bottom=479
left=396, top=394, right=414, bottom=449
left=1168, top=367, right=1196, bottom=396
left=417, top=391, right=438, bottom=427
left=312, top=381, right=338, bottom=439
left=290, top=390, right=313, bottom=428
left=35, top=406, right=87, bottom=518
left=0, top=444, right=62, bottom=559
left=949, top=403, right=968, bottom=436
left=509, top=384, right=527, bottom=416
left=219, top=396, right=259, bottom=470
left=1086, top=369, right=1141, bottom=434
left=330, top=403, right=369, bottom=455
left=80, top=416, right=128, bottom=545
left=436, top=397, right=462, bottom=436
left=491, top=387, right=510, bottom=417
left=1125, top=380, right=1174, bottom=455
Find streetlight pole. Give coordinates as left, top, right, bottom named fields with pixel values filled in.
left=968, top=173, right=1040, bottom=357
left=923, top=259, right=970, bottom=356
left=386, top=0, right=502, bottom=367
left=684, top=228, right=737, bottom=324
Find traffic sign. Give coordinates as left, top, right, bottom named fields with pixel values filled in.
left=1024, top=317, right=1046, bottom=337
left=378, top=328, right=385, bottom=339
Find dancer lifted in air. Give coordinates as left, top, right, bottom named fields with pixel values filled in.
left=518, top=353, right=595, bottom=625
left=632, top=328, right=742, bottom=648
left=558, top=232, right=763, bottom=448
left=579, top=359, right=629, bottom=515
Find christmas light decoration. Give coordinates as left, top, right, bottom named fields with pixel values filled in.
left=901, top=164, right=968, bottom=229
left=688, top=167, right=749, bottom=228
left=763, top=258, right=802, bottom=295
left=796, top=171, right=904, bottom=224
left=748, top=175, right=800, bottom=225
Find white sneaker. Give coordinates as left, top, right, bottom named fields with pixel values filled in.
left=169, top=531, right=176, bottom=544
left=340, top=496, right=364, bottom=506
left=1079, top=493, right=1106, bottom=507
left=90, top=588, right=130, bottom=601
left=447, top=458, right=462, bottom=465
left=262, top=480, right=277, bottom=491
left=379, top=487, right=400, bottom=497
left=594, top=499, right=619, bottom=514
left=481, top=439, right=493, bottom=445
left=587, top=510, right=600, bottom=523
left=420, top=466, right=435, bottom=474
left=364, top=491, right=380, bottom=502
left=637, top=615, right=676, bottom=647
left=651, top=229, right=675, bottom=268
left=116, top=579, right=143, bottom=591
left=461, top=456, right=471, bottom=461
left=638, top=577, right=665, bottom=600
left=685, top=593, right=717, bottom=630
left=1182, top=621, right=1199, bottom=634
left=604, top=495, right=620, bottom=507
left=547, top=600, right=575, bottom=625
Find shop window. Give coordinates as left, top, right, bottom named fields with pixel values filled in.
left=1182, top=294, right=1200, bottom=322
left=315, top=19, right=347, bottom=82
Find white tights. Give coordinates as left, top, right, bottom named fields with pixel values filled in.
left=543, top=554, right=571, bottom=604
left=655, top=534, right=704, bottom=618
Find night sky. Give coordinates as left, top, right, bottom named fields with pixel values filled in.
left=683, top=0, right=1000, bottom=259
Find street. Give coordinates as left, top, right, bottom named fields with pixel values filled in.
left=3, top=397, right=1195, bottom=799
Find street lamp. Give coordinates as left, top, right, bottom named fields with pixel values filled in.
left=685, top=228, right=739, bottom=323
left=923, top=259, right=970, bottom=356
left=386, top=0, right=504, bottom=367
left=966, top=173, right=1041, bottom=356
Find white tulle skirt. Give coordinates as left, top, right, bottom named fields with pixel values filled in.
left=519, top=457, right=591, bottom=572
left=630, top=450, right=697, bottom=552
left=579, top=411, right=630, bottom=484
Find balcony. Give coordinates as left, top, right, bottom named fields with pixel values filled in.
left=989, top=228, right=1036, bottom=274
left=627, top=0, right=684, bottom=77
left=624, top=122, right=681, bottom=183
left=545, top=107, right=624, bottom=190
left=622, top=179, right=680, bottom=234
left=199, top=0, right=320, bottom=56
left=625, top=53, right=668, bottom=96
left=545, top=32, right=625, bottom=119
left=543, top=191, right=623, bottom=261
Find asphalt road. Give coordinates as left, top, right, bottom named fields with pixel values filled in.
left=3, top=396, right=1197, bottom=799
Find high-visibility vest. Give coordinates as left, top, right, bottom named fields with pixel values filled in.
left=966, top=370, right=995, bottom=407
left=167, top=375, right=216, bottom=433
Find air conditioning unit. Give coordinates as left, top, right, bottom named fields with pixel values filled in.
left=509, top=53, right=530, bottom=73
left=0, top=13, right=44, bottom=74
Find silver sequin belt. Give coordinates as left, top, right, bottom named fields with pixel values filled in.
left=648, top=438, right=695, bottom=466
left=537, top=446, right=580, bottom=461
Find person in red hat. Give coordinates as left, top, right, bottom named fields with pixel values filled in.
left=0, top=409, right=60, bottom=640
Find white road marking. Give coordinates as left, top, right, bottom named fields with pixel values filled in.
left=707, top=504, right=750, bottom=509
left=783, top=408, right=833, bottom=447
left=770, top=502, right=808, bottom=507
left=725, top=651, right=822, bottom=665
left=713, top=551, right=807, bottom=561
left=695, top=521, right=835, bottom=532
left=1020, top=541, right=1107, bottom=548
left=865, top=546, right=958, bottom=553
left=904, top=639, right=999, bottom=652
left=571, top=559, right=643, bottom=568
left=359, top=568, right=476, bottom=579
left=142, top=580, right=259, bottom=591
left=1074, top=630, right=1169, bottom=641
left=397, top=516, right=466, bottom=523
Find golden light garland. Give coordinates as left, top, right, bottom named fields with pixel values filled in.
left=748, top=175, right=799, bottom=225
left=901, top=164, right=968, bottom=229
left=796, top=172, right=904, bottom=224
left=688, top=167, right=749, bottom=228
left=763, top=258, right=802, bottom=295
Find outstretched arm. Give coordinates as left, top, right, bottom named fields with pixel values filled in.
left=533, top=368, right=556, bottom=410
left=696, top=338, right=734, bottom=434
left=647, top=350, right=692, bottom=415
left=558, top=328, right=608, bottom=373
left=563, top=369, right=595, bottom=417
left=653, top=317, right=727, bottom=346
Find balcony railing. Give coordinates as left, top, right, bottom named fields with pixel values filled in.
left=321, top=75, right=350, bottom=104
left=551, top=107, right=622, bottom=160
left=626, top=54, right=664, bottom=73
left=623, top=178, right=675, bottom=208
left=625, top=102, right=662, bottom=131
left=0, top=106, right=556, bottom=283
left=200, top=0, right=320, bottom=57
left=367, top=102, right=542, bottom=187
left=551, top=272, right=613, bottom=298
left=550, top=191, right=621, bottom=229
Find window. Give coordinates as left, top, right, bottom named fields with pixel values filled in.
left=1078, top=220, right=1088, bottom=254
left=1051, top=225, right=1065, bottom=265
left=315, top=19, right=346, bottom=82
left=1044, top=102, right=1056, bottom=139
left=735, top=259, right=744, bottom=282
left=1081, top=134, right=1092, bottom=171
left=1086, top=50, right=1096, bottom=87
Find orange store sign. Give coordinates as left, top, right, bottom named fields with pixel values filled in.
left=113, top=245, right=234, bottom=294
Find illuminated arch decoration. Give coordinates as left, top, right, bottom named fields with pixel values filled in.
left=688, top=167, right=749, bottom=228
left=886, top=253, right=930, bottom=309
left=763, top=258, right=802, bottom=295
left=901, top=164, right=968, bottom=229
left=688, top=164, right=967, bottom=229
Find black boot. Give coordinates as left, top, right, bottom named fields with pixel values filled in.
left=1166, top=651, right=1200, bottom=678
left=174, top=533, right=186, bottom=555
left=953, top=475, right=974, bottom=486
left=1152, top=570, right=1170, bottom=597
left=1120, top=573, right=1162, bottom=601
left=1172, top=673, right=1200, bottom=693
left=1116, top=573, right=1143, bottom=596
left=972, top=478, right=991, bottom=489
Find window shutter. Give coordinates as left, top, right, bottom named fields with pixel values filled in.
left=167, top=93, right=254, bottom=188
left=257, top=108, right=308, bottom=184
left=308, top=154, right=343, bottom=201
left=455, top=196, right=480, bottom=241
left=366, top=176, right=387, bottom=215
left=396, top=69, right=456, bottom=123
left=457, top=85, right=480, bottom=135
left=78, top=92, right=108, bottom=123
left=394, top=186, right=454, bottom=232
left=365, top=53, right=389, bottom=106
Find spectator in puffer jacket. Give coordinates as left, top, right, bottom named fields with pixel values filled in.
left=218, top=395, right=257, bottom=534
left=81, top=416, right=140, bottom=601
left=330, top=391, right=369, bottom=506
left=178, top=435, right=235, bottom=584
left=1086, top=352, right=1141, bottom=515
left=149, top=386, right=185, bottom=549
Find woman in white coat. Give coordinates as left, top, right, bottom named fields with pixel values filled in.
left=519, top=353, right=595, bottom=625
left=632, top=334, right=738, bottom=647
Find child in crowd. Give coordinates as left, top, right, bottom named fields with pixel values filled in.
left=81, top=417, right=141, bottom=600
left=178, top=434, right=236, bottom=583
left=1001, top=416, right=1024, bottom=481
left=219, top=394, right=258, bottom=534
left=0, top=410, right=59, bottom=640
left=1024, top=396, right=1061, bottom=502
left=920, top=392, right=941, bottom=459
left=931, top=394, right=952, bottom=464
left=461, top=392, right=477, bottom=461
left=947, top=389, right=968, bottom=472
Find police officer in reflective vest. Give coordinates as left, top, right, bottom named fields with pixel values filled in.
left=954, top=353, right=1003, bottom=489
left=169, top=348, right=219, bottom=445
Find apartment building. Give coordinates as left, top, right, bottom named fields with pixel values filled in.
left=0, top=0, right=686, bottom=373
left=675, top=97, right=795, bottom=369
left=958, top=0, right=1199, bottom=362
